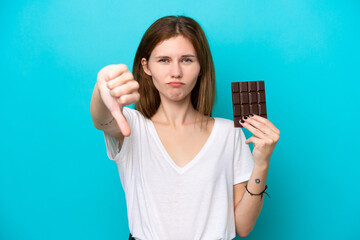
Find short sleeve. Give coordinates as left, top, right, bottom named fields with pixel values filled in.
left=233, top=128, right=254, bottom=185
left=103, top=132, right=121, bottom=161
left=103, top=107, right=133, bottom=161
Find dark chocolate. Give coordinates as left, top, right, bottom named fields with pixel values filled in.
left=231, top=81, right=267, bottom=127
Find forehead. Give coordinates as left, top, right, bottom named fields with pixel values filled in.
left=151, top=35, right=196, bottom=56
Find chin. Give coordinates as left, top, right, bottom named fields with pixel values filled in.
left=164, top=93, right=188, bottom=103
left=169, top=96, right=184, bottom=102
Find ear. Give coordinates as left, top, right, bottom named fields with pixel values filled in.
left=141, top=58, right=152, bottom=76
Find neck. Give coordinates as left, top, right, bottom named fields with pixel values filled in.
left=151, top=95, right=200, bottom=128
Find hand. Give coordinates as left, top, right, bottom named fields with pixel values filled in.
left=240, top=114, right=280, bottom=167
left=97, top=64, right=140, bottom=137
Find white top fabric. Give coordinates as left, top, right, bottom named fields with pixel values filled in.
left=103, top=107, right=254, bottom=240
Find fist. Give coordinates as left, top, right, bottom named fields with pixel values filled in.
left=97, top=64, right=140, bottom=136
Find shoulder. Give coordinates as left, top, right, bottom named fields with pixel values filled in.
left=120, top=107, right=150, bottom=135
left=213, top=117, right=246, bottom=140
left=122, top=106, right=140, bottom=116
left=214, top=117, right=235, bottom=128
left=211, top=117, right=237, bottom=139
left=123, top=107, right=147, bottom=121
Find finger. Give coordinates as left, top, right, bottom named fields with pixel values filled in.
left=245, top=135, right=274, bottom=147
left=249, top=114, right=280, bottom=135
left=107, top=71, right=135, bottom=89
left=111, top=108, right=131, bottom=137
left=242, top=116, right=278, bottom=141
left=109, top=81, right=139, bottom=98
left=240, top=119, right=267, bottom=139
left=106, top=64, right=129, bottom=81
left=245, top=136, right=259, bottom=145
left=117, top=92, right=140, bottom=106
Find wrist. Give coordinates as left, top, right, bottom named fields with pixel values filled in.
left=254, top=162, right=269, bottom=171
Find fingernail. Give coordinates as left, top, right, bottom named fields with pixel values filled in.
left=250, top=114, right=254, bottom=117
left=244, top=116, right=248, bottom=119
left=240, top=120, right=245, bottom=123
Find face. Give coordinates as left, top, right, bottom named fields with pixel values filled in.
left=141, top=35, right=201, bottom=103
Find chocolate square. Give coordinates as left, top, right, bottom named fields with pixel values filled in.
left=231, top=81, right=267, bottom=127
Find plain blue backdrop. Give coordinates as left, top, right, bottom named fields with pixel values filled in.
left=1, top=0, right=359, bottom=239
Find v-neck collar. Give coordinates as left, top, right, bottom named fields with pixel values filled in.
left=147, top=118, right=218, bottom=175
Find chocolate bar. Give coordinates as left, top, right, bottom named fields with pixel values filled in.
left=231, top=81, right=267, bottom=127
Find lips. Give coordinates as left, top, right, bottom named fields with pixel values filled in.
left=168, top=82, right=184, bottom=87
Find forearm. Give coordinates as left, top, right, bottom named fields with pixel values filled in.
left=90, top=82, right=114, bottom=129
left=235, top=163, right=269, bottom=236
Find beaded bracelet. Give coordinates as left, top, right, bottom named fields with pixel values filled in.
left=245, top=184, right=271, bottom=200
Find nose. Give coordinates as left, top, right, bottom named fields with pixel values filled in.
left=170, top=62, right=183, bottom=79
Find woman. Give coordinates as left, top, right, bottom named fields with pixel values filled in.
left=90, top=16, right=280, bottom=240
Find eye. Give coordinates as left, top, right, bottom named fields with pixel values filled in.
left=183, top=58, right=192, bottom=63
left=158, top=58, right=168, bottom=63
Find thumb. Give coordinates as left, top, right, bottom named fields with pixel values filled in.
left=111, top=108, right=131, bottom=137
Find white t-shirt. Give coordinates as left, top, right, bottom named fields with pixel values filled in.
left=104, top=107, right=254, bottom=240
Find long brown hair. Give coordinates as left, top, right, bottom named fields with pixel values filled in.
left=133, top=16, right=215, bottom=119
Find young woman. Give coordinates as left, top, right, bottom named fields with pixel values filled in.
left=90, top=16, right=280, bottom=240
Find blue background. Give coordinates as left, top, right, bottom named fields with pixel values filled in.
left=1, top=0, right=359, bottom=239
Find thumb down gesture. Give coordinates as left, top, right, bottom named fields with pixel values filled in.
left=97, top=64, right=140, bottom=137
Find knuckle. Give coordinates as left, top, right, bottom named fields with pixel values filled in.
left=133, top=80, right=140, bottom=89
left=109, top=90, right=115, bottom=97
left=111, top=78, right=121, bottom=88
left=118, top=64, right=128, bottom=71
left=124, top=71, right=134, bottom=81
left=119, top=95, right=127, bottom=105
left=107, top=67, right=118, bottom=80
left=131, top=93, right=140, bottom=103
left=108, top=64, right=128, bottom=80
left=110, top=90, right=116, bottom=97
left=99, top=64, right=112, bottom=74
left=112, top=88, right=121, bottom=97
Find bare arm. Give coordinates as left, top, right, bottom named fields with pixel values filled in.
left=234, top=164, right=269, bottom=237
left=234, top=114, right=280, bottom=237
left=90, top=81, right=116, bottom=129
left=90, top=82, right=123, bottom=140
left=90, top=64, right=140, bottom=144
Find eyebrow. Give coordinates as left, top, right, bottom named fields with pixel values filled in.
left=154, top=55, right=196, bottom=58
